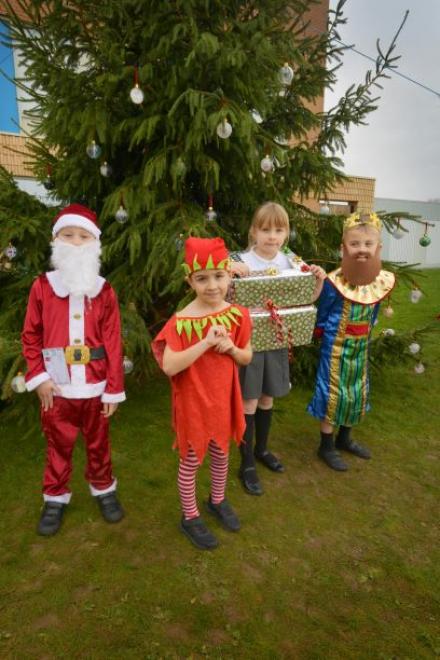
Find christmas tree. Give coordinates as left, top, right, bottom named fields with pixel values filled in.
left=0, top=0, right=411, bottom=403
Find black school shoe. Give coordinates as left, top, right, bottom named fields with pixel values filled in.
left=238, top=466, right=264, bottom=496
left=205, top=497, right=240, bottom=532
left=37, top=502, right=66, bottom=536
left=180, top=516, right=219, bottom=550
left=96, top=492, right=125, bottom=523
left=255, top=450, right=285, bottom=473
left=317, top=447, right=348, bottom=471
left=335, top=438, right=371, bottom=459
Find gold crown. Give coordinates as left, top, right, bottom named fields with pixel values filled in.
left=343, top=212, right=382, bottom=234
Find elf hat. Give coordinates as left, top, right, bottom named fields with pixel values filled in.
left=52, top=204, right=101, bottom=239
left=183, top=237, right=230, bottom=276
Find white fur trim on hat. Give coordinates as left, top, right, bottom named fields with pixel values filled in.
left=52, top=214, right=101, bottom=239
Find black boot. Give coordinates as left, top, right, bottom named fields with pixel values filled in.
left=239, top=414, right=263, bottom=495
left=317, top=432, right=348, bottom=471
left=335, top=426, right=371, bottom=459
left=254, top=407, right=284, bottom=472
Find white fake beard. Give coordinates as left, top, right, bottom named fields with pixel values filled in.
left=50, top=238, right=102, bottom=297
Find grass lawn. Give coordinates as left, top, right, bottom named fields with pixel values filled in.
left=0, top=270, right=439, bottom=659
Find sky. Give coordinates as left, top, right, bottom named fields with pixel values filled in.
left=325, top=0, right=440, bottom=202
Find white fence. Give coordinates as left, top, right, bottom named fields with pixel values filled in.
left=375, top=198, right=440, bottom=269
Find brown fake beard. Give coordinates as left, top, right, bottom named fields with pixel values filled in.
left=341, top=246, right=382, bottom=286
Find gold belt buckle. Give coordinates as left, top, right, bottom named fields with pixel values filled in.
left=65, top=345, right=91, bottom=365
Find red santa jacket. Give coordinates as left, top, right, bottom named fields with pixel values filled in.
left=22, top=271, right=125, bottom=402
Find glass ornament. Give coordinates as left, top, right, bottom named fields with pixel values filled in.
left=175, top=234, right=184, bottom=250
left=392, top=226, right=405, bottom=239
left=4, top=244, right=17, bottom=260
left=260, top=155, right=274, bottom=173
left=115, top=205, right=128, bottom=224
left=251, top=109, right=263, bottom=124
left=410, top=289, right=422, bottom=304
left=130, top=84, right=144, bottom=105
left=278, top=62, right=294, bottom=86
left=205, top=206, right=217, bottom=222
left=123, top=356, right=134, bottom=374
left=86, top=140, right=102, bottom=159
left=216, top=119, right=232, bottom=139
left=100, top=161, right=112, bottom=177
left=43, top=176, right=55, bottom=190
left=11, top=372, right=26, bottom=393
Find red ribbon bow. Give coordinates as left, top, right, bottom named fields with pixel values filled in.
left=264, top=298, right=294, bottom=362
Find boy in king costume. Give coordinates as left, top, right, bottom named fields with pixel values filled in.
left=307, top=212, right=395, bottom=471
left=22, top=204, right=126, bottom=535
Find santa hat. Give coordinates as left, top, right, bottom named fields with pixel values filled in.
left=52, top=204, right=101, bottom=239
left=182, top=237, right=230, bottom=275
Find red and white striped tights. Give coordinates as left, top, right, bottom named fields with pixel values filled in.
left=178, top=441, right=228, bottom=520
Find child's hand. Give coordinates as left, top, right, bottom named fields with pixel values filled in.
left=309, top=264, right=326, bottom=281
left=205, top=324, right=228, bottom=347
left=36, top=379, right=61, bottom=411
left=102, top=402, right=118, bottom=418
left=230, top=262, right=250, bottom=277
left=214, top=335, right=235, bottom=354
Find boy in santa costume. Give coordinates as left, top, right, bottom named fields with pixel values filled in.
left=22, top=204, right=126, bottom=535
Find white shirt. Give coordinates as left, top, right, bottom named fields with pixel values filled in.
left=238, top=248, right=295, bottom=271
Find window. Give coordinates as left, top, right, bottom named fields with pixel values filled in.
left=0, top=21, right=20, bottom=133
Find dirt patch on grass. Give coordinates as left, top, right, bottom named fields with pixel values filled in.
left=19, top=578, right=44, bottom=593
left=241, top=563, right=264, bottom=582
left=199, top=591, right=215, bottom=604
left=31, top=612, right=61, bottom=630
left=72, top=584, right=96, bottom=601
left=29, top=543, right=45, bottom=557
left=206, top=628, right=230, bottom=645
left=164, top=622, right=191, bottom=643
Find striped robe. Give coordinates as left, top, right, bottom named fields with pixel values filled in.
left=307, top=269, right=394, bottom=427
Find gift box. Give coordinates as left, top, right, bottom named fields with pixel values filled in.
left=229, top=268, right=316, bottom=308
left=250, top=305, right=317, bottom=352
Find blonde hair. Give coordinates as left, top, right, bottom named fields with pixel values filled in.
left=248, top=202, right=290, bottom=247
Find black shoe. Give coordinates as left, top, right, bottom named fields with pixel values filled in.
left=37, top=502, right=66, bottom=536
left=205, top=497, right=240, bottom=532
left=255, top=451, right=285, bottom=473
left=180, top=516, right=219, bottom=550
left=239, top=466, right=263, bottom=496
left=317, top=448, right=348, bottom=472
left=96, top=492, right=124, bottom=523
left=335, top=439, right=371, bottom=459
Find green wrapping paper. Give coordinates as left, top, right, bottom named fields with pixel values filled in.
left=250, top=306, right=317, bottom=352
left=230, top=269, right=316, bottom=308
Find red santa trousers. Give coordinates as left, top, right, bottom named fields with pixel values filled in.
left=41, top=396, right=115, bottom=500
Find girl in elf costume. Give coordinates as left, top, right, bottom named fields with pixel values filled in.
left=307, top=212, right=395, bottom=471
left=152, top=237, right=252, bottom=550
left=231, top=202, right=326, bottom=495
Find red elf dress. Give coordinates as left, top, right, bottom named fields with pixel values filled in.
left=152, top=304, right=251, bottom=464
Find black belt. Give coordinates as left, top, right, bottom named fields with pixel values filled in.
left=90, top=346, right=106, bottom=360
